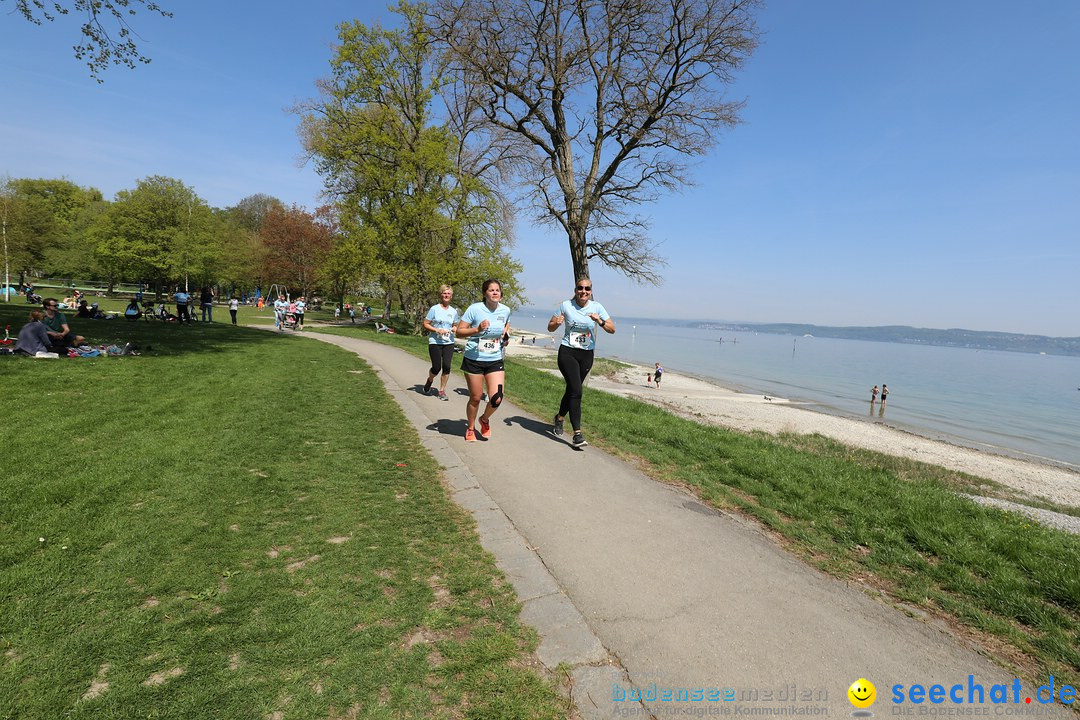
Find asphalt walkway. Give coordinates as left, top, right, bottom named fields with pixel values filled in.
left=307, top=332, right=1040, bottom=720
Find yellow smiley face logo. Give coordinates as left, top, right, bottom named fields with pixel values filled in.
left=848, top=678, right=876, bottom=709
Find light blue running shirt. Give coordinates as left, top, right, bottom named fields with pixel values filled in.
left=461, top=302, right=511, bottom=361
left=557, top=299, right=610, bottom=351
left=426, top=304, right=460, bottom=345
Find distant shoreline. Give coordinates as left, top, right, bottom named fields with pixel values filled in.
left=516, top=309, right=1080, bottom=357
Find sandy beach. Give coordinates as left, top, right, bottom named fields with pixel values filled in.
left=504, top=334, right=1080, bottom=510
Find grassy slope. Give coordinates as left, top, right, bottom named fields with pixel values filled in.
left=0, top=304, right=565, bottom=720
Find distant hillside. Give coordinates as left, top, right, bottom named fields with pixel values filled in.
left=695, top=323, right=1080, bottom=357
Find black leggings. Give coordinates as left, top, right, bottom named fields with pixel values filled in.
left=557, top=345, right=594, bottom=431
left=428, top=343, right=455, bottom=375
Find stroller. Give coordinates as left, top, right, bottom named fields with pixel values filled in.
left=281, top=306, right=299, bottom=330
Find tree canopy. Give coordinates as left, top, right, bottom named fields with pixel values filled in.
left=427, top=0, right=761, bottom=283
left=301, top=2, right=524, bottom=328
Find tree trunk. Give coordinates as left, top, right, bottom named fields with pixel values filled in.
left=568, top=223, right=590, bottom=281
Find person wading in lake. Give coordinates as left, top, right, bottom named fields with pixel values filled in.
left=548, top=277, right=615, bottom=449
left=871, top=384, right=879, bottom=407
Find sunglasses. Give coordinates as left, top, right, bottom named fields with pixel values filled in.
left=576, top=285, right=592, bottom=291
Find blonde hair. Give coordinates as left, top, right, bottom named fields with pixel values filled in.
left=438, top=284, right=453, bottom=294
left=28, top=309, right=44, bottom=322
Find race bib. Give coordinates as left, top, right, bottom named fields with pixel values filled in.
left=569, top=330, right=592, bottom=348
left=478, top=337, right=500, bottom=354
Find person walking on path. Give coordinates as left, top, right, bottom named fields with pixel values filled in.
left=653, top=362, right=664, bottom=389
left=229, top=296, right=239, bottom=326
left=456, top=279, right=511, bottom=442
left=548, top=277, right=615, bottom=448
left=422, top=285, right=459, bottom=401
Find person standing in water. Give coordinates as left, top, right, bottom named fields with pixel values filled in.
left=548, top=277, right=615, bottom=448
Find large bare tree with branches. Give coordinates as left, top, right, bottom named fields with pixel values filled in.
left=427, top=0, right=760, bottom=283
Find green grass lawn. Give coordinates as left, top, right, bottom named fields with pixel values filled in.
left=315, top=321, right=1080, bottom=699
left=0, top=303, right=566, bottom=719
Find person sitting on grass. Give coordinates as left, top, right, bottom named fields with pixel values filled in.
left=41, top=297, right=84, bottom=350
left=76, top=299, right=93, bottom=318
left=14, top=310, right=53, bottom=356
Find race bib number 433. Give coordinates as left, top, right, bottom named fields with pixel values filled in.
left=569, top=330, right=592, bottom=348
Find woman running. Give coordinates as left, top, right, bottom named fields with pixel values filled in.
left=548, top=277, right=615, bottom=448
left=456, top=279, right=512, bottom=442
left=422, top=285, right=459, bottom=401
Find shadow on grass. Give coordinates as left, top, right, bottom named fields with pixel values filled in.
left=0, top=302, right=310, bottom=357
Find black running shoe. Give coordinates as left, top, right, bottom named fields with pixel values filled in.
left=572, top=431, right=587, bottom=447
left=552, top=416, right=564, bottom=436
left=423, top=378, right=433, bottom=394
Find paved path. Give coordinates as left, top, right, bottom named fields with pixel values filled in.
left=307, top=332, right=1041, bottom=719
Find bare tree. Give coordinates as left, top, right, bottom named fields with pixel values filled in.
left=7, top=0, right=172, bottom=81
left=428, top=0, right=760, bottom=283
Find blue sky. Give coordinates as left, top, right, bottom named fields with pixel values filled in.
left=2, top=1, right=1077, bottom=336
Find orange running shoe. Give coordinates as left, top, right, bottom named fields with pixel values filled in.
left=465, top=428, right=477, bottom=442
left=479, top=417, right=491, bottom=439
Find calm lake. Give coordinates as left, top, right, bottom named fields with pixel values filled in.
left=511, top=311, right=1080, bottom=471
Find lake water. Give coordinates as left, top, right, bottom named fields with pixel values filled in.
left=511, top=311, right=1080, bottom=471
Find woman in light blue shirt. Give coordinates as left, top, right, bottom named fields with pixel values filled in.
left=547, top=277, right=615, bottom=448
left=422, top=285, right=459, bottom=401
left=456, top=279, right=511, bottom=442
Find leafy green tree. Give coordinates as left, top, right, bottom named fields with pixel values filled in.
left=88, top=176, right=215, bottom=294
left=214, top=207, right=266, bottom=298
left=43, top=195, right=110, bottom=279
left=302, top=2, right=523, bottom=331
left=2, top=178, right=102, bottom=281
left=5, top=0, right=173, bottom=81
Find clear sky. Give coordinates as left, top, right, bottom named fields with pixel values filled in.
left=2, top=1, right=1077, bottom=336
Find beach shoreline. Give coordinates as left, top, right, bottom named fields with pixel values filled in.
left=504, top=332, right=1080, bottom=509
